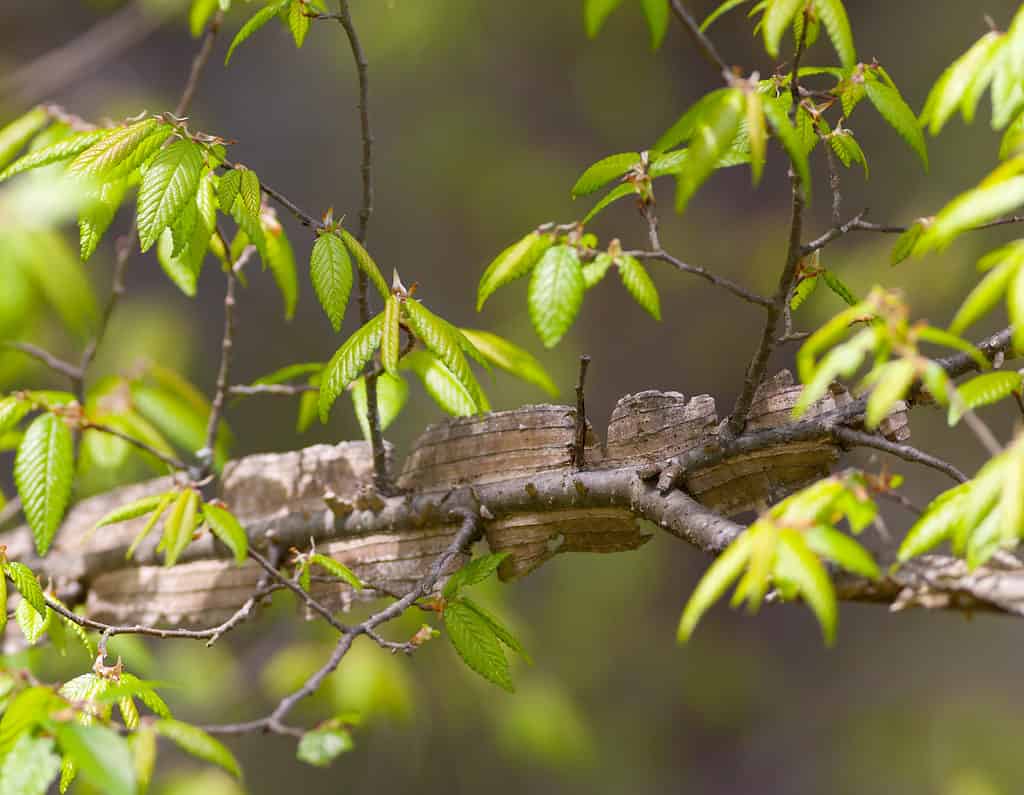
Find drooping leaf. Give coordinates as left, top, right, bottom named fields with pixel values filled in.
left=890, top=222, right=924, bottom=265
left=774, top=529, right=837, bottom=645
left=0, top=733, right=60, bottom=795
left=865, top=359, right=916, bottom=429
left=761, top=93, right=812, bottom=193
left=477, top=232, right=553, bottom=311
left=0, top=397, right=30, bottom=436
left=297, top=727, right=354, bottom=767
left=864, top=78, right=929, bottom=171
left=821, top=270, right=857, bottom=306
left=617, top=255, right=661, bottom=320
left=400, top=351, right=479, bottom=416
left=640, top=0, right=669, bottom=49
left=570, top=152, right=640, bottom=197
left=338, top=229, right=390, bottom=299
left=14, top=413, right=74, bottom=556
left=745, top=91, right=767, bottom=184
left=790, top=274, right=819, bottom=310
left=287, top=0, right=311, bottom=46
left=154, top=719, right=241, bottom=778
left=55, top=723, right=135, bottom=795
left=813, top=0, right=856, bottom=69
left=79, top=179, right=128, bottom=263
left=217, top=168, right=242, bottom=213
left=350, top=372, right=408, bottom=439
left=582, top=252, right=615, bottom=288
left=950, top=257, right=1019, bottom=335
left=309, top=553, right=363, bottom=590
left=949, top=371, right=1023, bottom=426
left=319, top=314, right=385, bottom=421
left=190, top=0, right=219, bottom=36
left=15, top=598, right=50, bottom=645
left=66, top=119, right=163, bottom=179
left=160, top=489, right=198, bottom=567
left=310, top=233, right=353, bottom=332
left=762, top=0, right=806, bottom=59
left=675, top=89, right=744, bottom=212
left=4, top=562, right=46, bottom=618
left=583, top=0, right=625, bottom=37
left=403, top=299, right=486, bottom=408
left=239, top=168, right=261, bottom=217
left=382, top=295, right=401, bottom=375
left=225, top=0, right=288, bottom=64
left=0, top=107, right=49, bottom=171
left=581, top=182, right=637, bottom=225
left=527, top=245, right=585, bottom=348
left=444, top=599, right=513, bottom=691
left=461, top=596, right=531, bottom=662
left=201, top=502, right=249, bottom=564
left=921, top=176, right=1024, bottom=253
left=804, top=525, right=879, bottom=578
left=136, top=139, right=205, bottom=252
left=0, top=128, right=110, bottom=183
left=677, top=531, right=754, bottom=643
left=459, top=329, right=559, bottom=397
left=265, top=220, right=299, bottom=320
left=920, top=31, right=1003, bottom=135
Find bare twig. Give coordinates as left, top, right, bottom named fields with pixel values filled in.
left=572, top=355, right=591, bottom=469
left=630, top=250, right=772, bottom=307
left=668, top=0, right=730, bottom=76
left=833, top=427, right=968, bottom=484
left=82, top=422, right=187, bottom=471
left=3, top=342, right=82, bottom=382
left=802, top=213, right=1024, bottom=256
left=199, top=270, right=237, bottom=473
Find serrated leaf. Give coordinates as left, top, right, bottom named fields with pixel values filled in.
left=0, top=107, right=49, bottom=172
left=774, top=529, right=837, bottom=645
left=403, top=299, right=487, bottom=408
left=762, top=0, right=806, bottom=58
left=201, top=502, right=248, bottom=564
left=582, top=252, right=615, bottom=288
left=921, top=176, right=1024, bottom=253
left=382, top=295, right=401, bottom=374
left=675, top=89, right=744, bottom=212
left=920, top=31, right=1002, bottom=135
left=98, top=675, right=171, bottom=719
left=350, top=372, right=408, bottom=439
left=239, top=168, right=261, bottom=216
left=459, top=328, right=558, bottom=397
left=865, top=359, right=916, bottom=429
left=617, top=255, right=661, bottom=320
left=157, top=228, right=199, bottom=296
left=640, top=0, right=669, bottom=48
left=0, top=397, right=30, bottom=436
left=571, top=152, right=640, bottom=197
left=15, top=599, right=49, bottom=645
left=443, top=553, right=509, bottom=598
left=79, top=179, right=128, bottom=263
left=310, top=553, right=362, bottom=590
left=803, top=525, right=879, bottom=579
left=527, top=245, right=585, bottom=348
left=581, top=182, right=636, bottom=225
left=828, top=131, right=868, bottom=178
left=916, top=325, right=988, bottom=368
left=319, top=314, right=385, bottom=421
left=297, top=727, right=353, bottom=766
left=310, top=233, right=353, bottom=332
left=400, top=351, right=478, bottom=416
left=461, top=596, right=531, bottom=663
left=890, top=222, right=923, bottom=265
left=655, top=88, right=731, bottom=152
left=137, top=139, right=204, bottom=252
left=288, top=0, right=311, bottom=46
left=790, top=274, right=819, bottom=310
left=477, top=232, right=553, bottom=310
left=677, top=531, right=753, bottom=642
left=0, top=733, right=60, bottom=795
left=821, top=270, right=857, bottom=305
left=444, top=600, right=513, bottom=691
left=154, top=719, right=241, bottom=777
left=4, top=562, right=46, bottom=618
left=950, top=257, right=1019, bottom=335
left=217, top=168, right=241, bottom=213
left=949, top=371, right=1023, bottom=426
left=160, top=489, right=197, bottom=567
left=864, top=78, right=928, bottom=171
left=338, top=229, right=390, bottom=299
left=583, top=0, right=624, bottom=37
left=265, top=221, right=299, bottom=320
left=0, top=128, right=110, bottom=183
left=66, top=119, right=161, bottom=178
left=56, top=724, right=135, bottom=795
left=225, top=0, right=287, bottom=64
left=813, top=0, right=856, bottom=69
left=14, top=413, right=74, bottom=556
left=898, top=483, right=970, bottom=561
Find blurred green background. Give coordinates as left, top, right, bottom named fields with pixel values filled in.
left=3, top=0, right=1024, bottom=792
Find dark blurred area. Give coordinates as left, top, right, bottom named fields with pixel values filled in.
left=3, top=1, right=1024, bottom=793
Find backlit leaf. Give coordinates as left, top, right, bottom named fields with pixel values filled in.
left=14, top=413, right=74, bottom=555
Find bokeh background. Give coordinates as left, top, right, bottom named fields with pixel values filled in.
left=3, top=1, right=1024, bottom=792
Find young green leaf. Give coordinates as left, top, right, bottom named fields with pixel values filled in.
left=136, top=139, right=205, bottom=252
left=948, top=371, right=1023, bottom=426
left=0, top=733, right=61, bottom=795
left=265, top=220, right=299, bottom=320
left=617, top=255, right=661, bottom=320
left=444, top=599, right=513, bottom=691
left=813, top=0, right=856, bottom=69
left=571, top=152, right=640, bottom=197
left=338, top=229, right=390, bottom=300
left=640, top=0, right=669, bottom=49
left=890, top=221, right=924, bottom=265
left=15, top=598, right=50, bottom=645
left=5, top=561, right=47, bottom=618
left=153, top=720, right=241, bottom=777
left=350, top=372, right=408, bottom=439
left=190, top=0, right=219, bottom=36
left=310, top=232, right=354, bottom=332
left=225, top=0, right=288, bottom=64
left=582, top=252, right=615, bottom=288
left=774, top=529, right=837, bottom=645
left=79, top=180, right=128, bottom=263
left=309, top=553, right=363, bottom=590
left=443, top=552, right=510, bottom=598
left=1010, top=261, right=1024, bottom=354
left=582, top=182, right=637, bottom=225
left=239, top=168, right=261, bottom=217
left=288, top=0, right=311, bottom=46
left=950, top=257, right=1019, bottom=335
left=865, top=359, right=916, bottom=429
left=217, top=168, right=242, bottom=213
left=920, top=31, right=1002, bottom=135
left=675, top=89, right=744, bottom=212
left=161, top=489, right=198, bottom=568
left=0, top=128, right=110, bottom=183
left=745, top=91, right=767, bottom=184
left=0, top=397, right=30, bottom=436
left=527, top=245, right=585, bottom=348
left=14, top=413, right=74, bottom=556
left=761, top=93, right=812, bottom=192
left=921, top=176, right=1024, bottom=253
left=821, top=270, right=857, bottom=305
left=459, top=329, right=559, bottom=397
left=804, top=525, right=879, bottom=578
left=762, top=0, right=806, bottom=59
left=583, top=0, right=624, bottom=37
left=0, top=106, right=49, bottom=171
left=460, top=596, right=531, bottom=663
left=56, top=724, right=135, bottom=795
left=701, top=0, right=751, bottom=31
left=403, top=300, right=486, bottom=408
left=400, top=351, right=479, bottom=416
left=0, top=575, right=6, bottom=636
left=66, top=119, right=162, bottom=178
left=864, top=78, right=929, bottom=171
left=477, top=232, right=553, bottom=311
left=790, top=274, right=819, bottom=310
left=319, top=314, right=385, bottom=421
left=677, top=531, right=754, bottom=643
left=382, top=295, right=401, bottom=375
left=201, top=502, right=249, bottom=564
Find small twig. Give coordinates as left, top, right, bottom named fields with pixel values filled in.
left=82, top=422, right=187, bottom=470
left=228, top=383, right=318, bottom=396
left=823, top=142, right=842, bottom=226
left=833, top=426, right=968, bottom=484
left=173, top=8, right=224, bottom=118
left=668, top=0, right=730, bottom=77
left=630, top=250, right=772, bottom=307
left=572, top=355, right=591, bottom=469
left=3, top=342, right=82, bottom=382
left=199, top=270, right=237, bottom=474
left=247, top=548, right=349, bottom=634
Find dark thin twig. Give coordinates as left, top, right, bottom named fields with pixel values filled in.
left=572, top=355, right=591, bottom=469
left=630, top=250, right=772, bottom=307
left=802, top=213, right=1024, bottom=256
left=247, top=548, right=349, bottom=634
left=82, top=422, right=186, bottom=470
left=833, top=427, right=968, bottom=484
left=200, top=270, right=237, bottom=473
left=3, top=342, right=82, bottom=382
left=668, top=0, right=730, bottom=76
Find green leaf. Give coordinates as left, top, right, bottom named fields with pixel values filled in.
left=920, top=31, right=1002, bottom=135
left=309, top=553, right=362, bottom=590
left=136, top=139, right=204, bottom=252
left=745, top=92, right=767, bottom=185
left=288, top=0, right=311, bottom=46
left=338, top=229, right=390, bottom=300
left=160, top=489, right=197, bottom=567
left=898, top=484, right=971, bottom=561
left=0, top=687, right=61, bottom=759
left=921, top=176, right=1024, bottom=253
left=583, top=0, right=624, bottom=37
left=761, top=93, right=812, bottom=193
left=66, top=119, right=163, bottom=178
left=14, top=413, right=74, bottom=556
left=459, top=329, right=558, bottom=397
left=297, top=727, right=354, bottom=766
left=55, top=724, right=135, bottom=795
left=675, top=89, right=744, bottom=212
left=803, top=525, right=879, bottom=579
left=0, top=575, right=6, bottom=636
left=444, top=599, right=513, bottom=691
left=790, top=274, right=819, bottom=310
left=190, top=0, right=219, bottom=36
left=239, top=168, right=261, bottom=217
left=477, top=232, right=553, bottom=311
left=677, top=531, right=754, bottom=642
left=617, top=255, right=661, bottom=320
left=350, top=372, right=408, bottom=439
left=96, top=675, right=171, bottom=719
left=864, top=78, right=928, bottom=171
left=571, top=152, right=640, bottom=197
left=310, top=234, right=353, bottom=332
left=916, top=325, right=988, bottom=368
left=581, top=183, right=637, bottom=225
left=582, top=252, right=615, bottom=288
left=865, top=359, right=916, bottom=429
left=0, top=397, right=30, bottom=436
left=950, top=257, right=1019, bottom=335
left=15, top=599, right=49, bottom=645
left=762, top=0, right=806, bottom=59
left=0, top=107, right=49, bottom=172
left=949, top=371, right=1023, bottom=426
left=265, top=222, right=299, bottom=320
left=400, top=351, right=478, bottom=416
left=640, top=0, right=669, bottom=48
left=0, top=128, right=110, bottom=183
left=217, top=168, right=242, bottom=213
left=319, top=314, right=385, bottom=422
left=154, top=719, right=241, bottom=777
left=4, top=562, right=46, bottom=618
left=1010, top=261, right=1024, bottom=354
left=403, top=300, right=486, bottom=408
left=79, top=179, right=128, bottom=263
left=828, top=131, right=868, bottom=178
left=0, top=733, right=60, bottom=795
left=819, top=270, right=856, bottom=306
left=129, top=728, right=156, bottom=795
left=157, top=229, right=199, bottom=296
left=702, top=0, right=752, bottom=30
left=774, top=529, right=837, bottom=645
left=382, top=295, right=401, bottom=375
left=253, top=362, right=323, bottom=386
left=225, top=0, right=287, bottom=63
left=655, top=89, right=731, bottom=153
left=527, top=244, right=585, bottom=348
left=461, top=596, right=531, bottom=662
left=890, top=222, right=923, bottom=265
left=813, top=0, right=856, bottom=69
left=443, top=552, right=509, bottom=598
left=201, top=502, right=248, bottom=564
